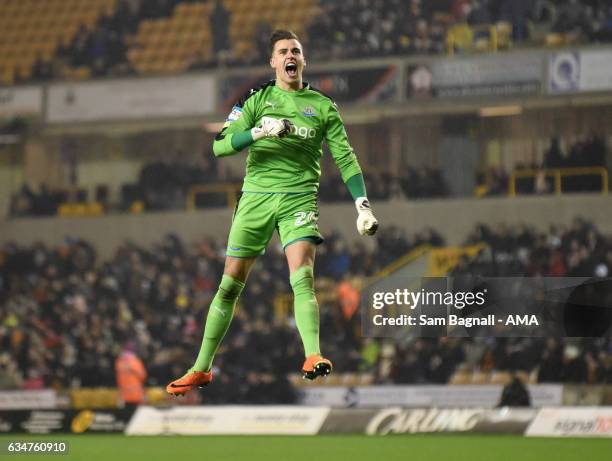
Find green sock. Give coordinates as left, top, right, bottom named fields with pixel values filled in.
left=191, top=274, right=245, bottom=372
left=290, top=266, right=320, bottom=356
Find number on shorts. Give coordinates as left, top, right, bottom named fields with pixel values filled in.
left=294, top=211, right=316, bottom=227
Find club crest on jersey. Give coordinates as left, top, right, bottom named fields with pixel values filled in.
left=226, top=105, right=242, bottom=122
left=303, top=106, right=316, bottom=117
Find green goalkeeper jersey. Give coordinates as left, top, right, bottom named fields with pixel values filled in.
left=213, top=80, right=362, bottom=193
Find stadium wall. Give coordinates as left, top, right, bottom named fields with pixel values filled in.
left=7, top=45, right=612, bottom=128
left=2, top=406, right=612, bottom=437
left=1, top=194, right=611, bottom=257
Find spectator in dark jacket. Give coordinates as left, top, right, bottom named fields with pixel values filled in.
left=498, top=375, right=531, bottom=406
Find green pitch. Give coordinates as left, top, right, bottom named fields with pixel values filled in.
left=2, top=434, right=612, bottom=461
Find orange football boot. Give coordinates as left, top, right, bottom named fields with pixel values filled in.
left=302, top=354, right=333, bottom=380
left=166, top=370, right=212, bottom=396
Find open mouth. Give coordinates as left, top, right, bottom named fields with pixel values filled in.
left=285, top=62, right=297, bottom=78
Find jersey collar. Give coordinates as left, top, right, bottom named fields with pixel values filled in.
left=271, top=79, right=310, bottom=93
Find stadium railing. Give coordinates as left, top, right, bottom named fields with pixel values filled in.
left=508, top=167, right=609, bottom=196
left=427, top=244, right=486, bottom=277
left=58, top=202, right=105, bottom=217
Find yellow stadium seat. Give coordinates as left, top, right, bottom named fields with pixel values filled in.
left=471, top=371, right=491, bottom=384
left=341, top=373, right=360, bottom=386
left=72, top=66, right=92, bottom=81
left=87, top=202, right=104, bottom=216
left=193, top=3, right=208, bottom=15
left=121, top=0, right=320, bottom=76
left=0, top=0, right=119, bottom=82
left=175, top=3, right=191, bottom=17
left=545, top=33, right=564, bottom=47
left=496, top=21, right=512, bottom=49
left=140, top=19, right=156, bottom=34
left=146, top=387, right=167, bottom=405
left=0, top=68, right=15, bottom=86
left=515, top=371, right=530, bottom=384
left=165, top=60, right=181, bottom=72
left=127, top=48, right=142, bottom=62
left=235, top=41, right=253, bottom=57
left=449, top=370, right=472, bottom=385
left=490, top=371, right=512, bottom=385
left=359, top=373, right=375, bottom=385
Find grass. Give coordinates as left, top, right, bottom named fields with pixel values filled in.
left=2, top=434, right=612, bottom=461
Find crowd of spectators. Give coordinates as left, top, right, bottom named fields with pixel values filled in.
left=378, top=217, right=612, bottom=385
left=476, top=166, right=510, bottom=197
left=8, top=162, right=449, bottom=217
left=284, top=167, right=449, bottom=204
left=383, top=336, right=612, bottom=384
left=9, top=183, right=105, bottom=218
left=127, top=154, right=219, bottom=211
left=549, top=0, right=612, bottom=42
left=305, top=0, right=612, bottom=61
left=2, top=218, right=612, bottom=401
left=307, top=0, right=448, bottom=61
left=8, top=153, right=219, bottom=217
left=28, top=0, right=202, bottom=82
left=440, top=217, right=612, bottom=384
left=459, top=217, right=611, bottom=279
left=398, top=166, right=450, bottom=198
left=478, top=133, right=609, bottom=197
left=15, top=0, right=612, bottom=86
left=132, top=160, right=450, bottom=210
left=541, top=133, right=607, bottom=170
left=9, top=184, right=63, bottom=218
left=0, top=226, right=443, bottom=400
left=128, top=158, right=445, bottom=211
left=7, top=130, right=606, bottom=217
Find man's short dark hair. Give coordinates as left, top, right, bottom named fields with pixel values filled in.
left=269, top=30, right=300, bottom=55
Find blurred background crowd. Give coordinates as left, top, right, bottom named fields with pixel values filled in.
left=2, top=0, right=611, bottom=217
left=2, top=219, right=612, bottom=399
left=1, top=0, right=612, bottom=408
left=4, top=0, right=612, bottom=85
left=8, top=131, right=609, bottom=217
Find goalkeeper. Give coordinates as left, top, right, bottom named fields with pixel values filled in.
left=167, top=30, right=378, bottom=395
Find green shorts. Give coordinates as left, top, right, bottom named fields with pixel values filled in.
left=226, top=192, right=324, bottom=258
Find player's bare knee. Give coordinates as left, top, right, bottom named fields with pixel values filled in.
left=286, top=241, right=316, bottom=272
left=223, top=256, right=255, bottom=282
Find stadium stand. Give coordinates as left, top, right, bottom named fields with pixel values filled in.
left=457, top=217, right=611, bottom=279
left=128, top=1, right=215, bottom=75
left=8, top=157, right=451, bottom=216
left=3, top=0, right=612, bottom=86
left=1, top=220, right=611, bottom=402
left=0, top=0, right=118, bottom=85
left=4, top=2, right=612, bottom=455
left=0, top=226, right=442, bottom=397
left=10, top=129, right=607, bottom=217
left=477, top=133, right=609, bottom=197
